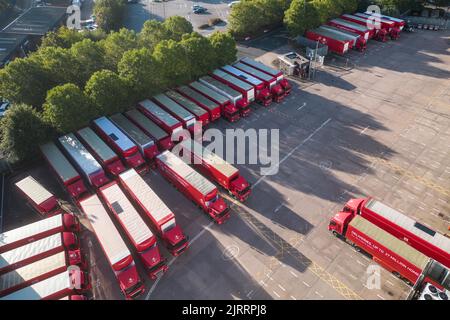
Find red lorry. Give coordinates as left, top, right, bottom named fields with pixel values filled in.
left=118, top=169, right=189, bottom=256
left=40, top=142, right=88, bottom=200
left=327, top=18, right=372, bottom=41
left=0, top=232, right=82, bottom=275
left=156, top=150, right=230, bottom=224
left=211, top=69, right=254, bottom=116
left=341, top=14, right=389, bottom=41
left=92, top=116, right=147, bottom=174
left=239, top=57, right=291, bottom=95
left=329, top=214, right=446, bottom=286
left=80, top=194, right=145, bottom=299
left=306, top=28, right=353, bottom=55
left=77, top=127, right=126, bottom=177
left=363, top=11, right=405, bottom=31
left=15, top=176, right=61, bottom=216
left=166, top=90, right=210, bottom=127
left=233, top=61, right=285, bottom=103
left=220, top=65, right=272, bottom=106
left=99, top=181, right=168, bottom=280
left=0, top=213, right=79, bottom=254
left=333, top=197, right=450, bottom=269
left=179, top=139, right=251, bottom=202
left=354, top=12, right=400, bottom=39
left=125, top=109, right=174, bottom=151
left=318, top=25, right=367, bottom=52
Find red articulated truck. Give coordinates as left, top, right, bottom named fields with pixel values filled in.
left=318, top=25, right=367, bottom=52
left=306, top=28, right=353, bottom=55
left=341, top=14, right=389, bottom=42
left=0, top=213, right=79, bottom=254
left=165, top=90, right=210, bottom=127
left=329, top=215, right=447, bottom=286
left=59, top=133, right=110, bottom=189
left=118, top=169, right=189, bottom=256
left=180, top=139, right=251, bottom=202
left=327, top=18, right=372, bottom=41
left=233, top=62, right=285, bottom=103
left=363, top=11, right=405, bottom=31
left=0, top=232, right=82, bottom=275
left=153, top=94, right=200, bottom=135
left=156, top=151, right=230, bottom=224
left=177, top=84, right=222, bottom=122
left=331, top=197, right=450, bottom=268
left=80, top=194, right=145, bottom=299
left=77, top=127, right=126, bottom=177
left=40, top=143, right=88, bottom=200
left=354, top=12, right=400, bottom=39
left=98, top=181, right=168, bottom=280
left=0, top=250, right=84, bottom=297
left=15, top=176, right=61, bottom=216
left=1, top=269, right=89, bottom=300
left=138, top=99, right=184, bottom=142
left=109, top=113, right=159, bottom=165
left=125, top=109, right=174, bottom=151
left=210, top=69, right=254, bottom=116
left=92, top=117, right=147, bottom=174
left=220, top=65, right=272, bottom=107
left=240, top=57, right=291, bottom=96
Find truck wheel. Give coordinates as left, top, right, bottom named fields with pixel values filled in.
left=392, top=271, right=401, bottom=278
left=354, top=246, right=361, bottom=252
left=332, top=231, right=339, bottom=237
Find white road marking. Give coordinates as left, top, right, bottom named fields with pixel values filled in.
left=278, top=284, right=286, bottom=291
left=274, top=204, right=283, bottom=213
left=273, top=290, right=281, bottom=298
left=290, top=295, right=297, bottom=300
left=356, top=260, right=366, bottom=266
left=290, top=271, right=298, bottom=278
left=377, top=294, right=386, bottom=300
left=315, top=291, right=324, bottom=298
left=359, top=126, right=369, bottom=135
left=297, top=102, right=307, bottom=111
left=302, top=281, right=311, bottom=287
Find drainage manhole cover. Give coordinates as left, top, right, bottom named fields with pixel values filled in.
left=222, top=245, right=240, bottom=261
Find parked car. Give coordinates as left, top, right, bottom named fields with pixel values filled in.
left=228, top=1, right=240, bottom=8
left=0, top=100, right=11, bottom=118
left=192, top=5, right=207, bottom=14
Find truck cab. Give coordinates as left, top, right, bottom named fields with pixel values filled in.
left=138, top=239, right=168, bottom=280
left=161, top=221, right=189, bottom=256
left=206, top=195, right=230, bottom=224
left=328, top=211, right=354, bottom=237
left=63, top=232, right=84, bottom=267
left=279, top=78, right=291, bottom=95
left=114, top=256, right=145, bottom=299
left=229, top=175, right=251, bottom=202
left=225, top=103, right=241, bottom=122
left=63, top=213, right=80, bottom=233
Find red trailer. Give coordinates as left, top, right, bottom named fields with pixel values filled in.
left=59, top=133, right=110, bottom=189
left=363, top=11, right=405, bottom=31
left=211, top=69, right=254, bottom=117
left=0, top=232, right=82, bottom=275
left=153, top=94, right=200, bottom=135
left=0, top=213, right=79, bottom=254
left=239, top=57, right=291, bottom=95
left=327, top=18, right=372, bottom=40
left=334, top=197, right=450, bottom=269
left=118, top=169, right=189, bottom=256
left=15, top=176, right=61, bottom=216
left=180, top=139, right=251, bottom=202
left=177, top=84, right=221, bottom=122
left=354, top=12, right=400, bottom=39
left=77, top=127, right=126, bottom=177
left=220, top=65, right=272, bottom=106
left=165, top=90, right=210, bottom=127
left=319, top=25, right=367, bottom=51
left=109, top=113, right=159, bottom=164
left=156, top=151, right=230, bottom=224
left=98, top=181, right=168, bottom=280
left=79, top=194, right=145, bottom=299
left=0, top=270, right=89, bottom=300
left=40, top=143, right=88, bottom=200
left=125, top=109, right=174, bottom=151
left=341, top=14, right=389, bottom=41
left=233, top=62, right=285, bottom=103
left=306, top=28, right=352, bottom=55
left=92, top=117, right=146, bottom=173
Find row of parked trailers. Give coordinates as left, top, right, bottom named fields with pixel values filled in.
left=306, top=12, right=406, bottom=55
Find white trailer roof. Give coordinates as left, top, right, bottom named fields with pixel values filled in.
left=350, top=216, right=429, bottom=270
left=180, top=139, right=238, bottom=179
left=77, top=127, right=117, bottom=163
left=58, top=134, right=102, bottom=176
left=240, top=57, right=281, bottom=76
left=212, top=69, right=253, bottom=91
left=0, top=233, right=62, bottom=271
left=119, top=169, right=173, bottom=225
left=40, top=143, right=79, bottom=183
left=342, top=14, right=376, bottom=24
left=139, top=99, right=180, bottom=128
left=166, top=91, right=208, bottom=118
left=153, top=94, right=195, bottom=122
left=319, top=26, right=359, bottom=41
left=1, top=270, right=71, bottom=300
left=200, top=75, right=243, bottom=100
left=365, top=12, right=404, bottom=23
left=330, top=18, right=370, bottom=32
left=80, top=195, right=131, bottom=267
left=365, top=199, right=450, bottom=253
left=234, top=62, right=273, bottom=82
left=311, top=27, right=352, bottom=42
left=125, top=109, right=168, bottom=141
left=15, top=176, right=53, bottom=206
left=109, top=113, right=154, bottom=149
left=0, top=251, right=66, bottom=292
left=93, top=117, right=136, bottom=152
left=0, top=214, right=64, bottom=252
left=101, top=183, right=154, bottom=247
left=157, top=151, right=216, bottom=196
left=184, top=82, right=228, bottom=106
left=221, top=65, right=263, bottom=86
left=355, top=12, right=395, bottom=25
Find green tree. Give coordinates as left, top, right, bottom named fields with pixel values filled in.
left=85, top=70, right=129, bottom=116
left=43, top=84, right=96, bottom=133
left=229, top=0, right=266, bottom=36
left=40, top=27, right=85, bottom=49
left=152, top=40, right=191, bottom=87
left=284, top=0, right=322, bottom=36
left=181, top=32, right=216, bottom=79
left=101, top=28, right=139, bottom=70
left=70, top=39, right=106, bottom=85
left=93, top=0, right=126, bottom=32
left=0, top=104, right=53, bottom=162
left=35, top=46, right=79, bottom=86
left=162, top=16, right=194, bottom=41
left=209, top=31, right=237, bottom=67
left=139, top=20, right=170, bottom=51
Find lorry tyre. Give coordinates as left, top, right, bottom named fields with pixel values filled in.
left=392, top=271, right=401, bottom=278
left=332, top=231, right=339, bottom=237
left=354, top=246, right=361, bottom=252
